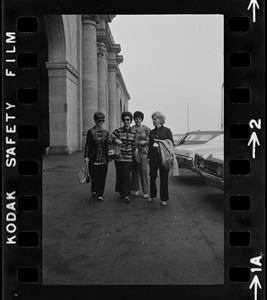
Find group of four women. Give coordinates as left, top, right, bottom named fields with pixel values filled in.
left=84, top=110, right=174, bottom=206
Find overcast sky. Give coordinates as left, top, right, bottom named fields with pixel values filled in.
left=109, top=15, right=224, bottom=134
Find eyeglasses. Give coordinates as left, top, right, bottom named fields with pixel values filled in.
left=123, top=118, right=131, bottom=121
left=97, top=119, right=105, bottom=123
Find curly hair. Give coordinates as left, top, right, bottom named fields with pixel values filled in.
left=133, top=111, right=144, bottom=121
left=94, top=112, right=105, bottom=120
left=121, top=111, right=133, bottom=122
left=151, top=111, right=166, bottom=125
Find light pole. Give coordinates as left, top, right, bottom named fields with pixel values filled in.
left=187, top=103, right=190, bottom=132
left=221, top=83, right=224, bottom=131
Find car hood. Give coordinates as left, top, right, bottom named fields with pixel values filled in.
left=205, top=152, right=224, bottom=163
left=174, top=142, right=223, bottom=158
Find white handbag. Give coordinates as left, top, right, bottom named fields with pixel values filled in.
left=77, top=162, right=90, bottom=184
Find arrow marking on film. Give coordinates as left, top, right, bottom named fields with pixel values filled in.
left=247, top=132, right=260, bottom=159
left=249, top=275, right=262, bottom=300
left=247, top=0, right=260, bottom=23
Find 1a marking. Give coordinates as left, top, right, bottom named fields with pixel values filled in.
left=248, top=119, right=261, bottom=159
left=247, top=0, right=260, bottom=23
left=249, top=255, right=263, bottom=300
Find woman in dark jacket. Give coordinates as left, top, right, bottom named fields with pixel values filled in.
left=148, top=111, right=174, bottom=206
left=84, top=112, right=111, bottom=201
left=113, top=111, right=137, bottom=204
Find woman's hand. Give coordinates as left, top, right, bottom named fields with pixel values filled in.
left=115, top=139, right=123, bottom=146
left=85, top=158, right=89, bottom=163
left=134, top=149, right=139, bottom=162
left=139, top=141, right=147, bottom=146
left=153, top=142, right=159, bottom=148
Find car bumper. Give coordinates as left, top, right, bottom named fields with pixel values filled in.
left=198, top=169, right=224, bottom=190
left=176, top=156, right=195, bottom=170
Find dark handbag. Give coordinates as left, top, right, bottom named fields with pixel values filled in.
left=108, top=142, right=121, bottom=159
left=77, top=161, right=90, bottom=184
left=109, top=128, right=122, bottom=160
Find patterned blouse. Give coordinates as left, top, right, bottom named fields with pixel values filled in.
left=131, top=124, right=150, bottom=156
left=112, top=126, right=136, bottom=162
left=84, top=126, right=111, bottom=165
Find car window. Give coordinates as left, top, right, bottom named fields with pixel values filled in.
left=206, top=134, right=223, bottom=144
left=186, top=135, right=197, bottom=141
left=184, top=134, right=212, bottom=142
left=198, top=134, right=212, bottom=141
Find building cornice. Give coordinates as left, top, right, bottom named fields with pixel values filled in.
left=99, top=15, right=116, bottom=23
left=116, top=68, right=130, bottom=100
left=96, top=18, right=121, bottom=53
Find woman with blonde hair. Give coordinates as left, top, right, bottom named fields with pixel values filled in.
left=148, top=111, right=174, bottom=206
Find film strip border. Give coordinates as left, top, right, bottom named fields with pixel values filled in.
left=2, top=1, right=264, bottom=300
left=3, top=6, right=43, bottom=297
left=225, top=6, right=265, bottom=299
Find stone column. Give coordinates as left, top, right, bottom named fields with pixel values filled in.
left=108, top=64, right=117, bottom=132
left=82, top=15, right=99, bottom=133
left=97, top=43, right=108, bottom=119
left=116, top=81, right=121, bottom=127
left=115, top=55, right=124, bottom=128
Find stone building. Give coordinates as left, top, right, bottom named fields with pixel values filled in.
left=41, top=15, right=130, bottom=154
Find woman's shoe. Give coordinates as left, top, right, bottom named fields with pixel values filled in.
left=124, top=196, right=130, bottom=204
left=148, top=197, right=153, bottom=202
left=97, top=196, right=104, bottom=201
left=161, top=201, right=167, bottom=206
left=92, top=192, right=97, bottom=198
left=131, top=190, right=139, bottom=196
left=143, top=193, right=149, bottom=199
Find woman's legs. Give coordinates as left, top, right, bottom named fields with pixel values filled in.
left=139, top=156, right=149, bottom=195
left=121, top=162, right=132, bottom=197
left=91, top=164, right=108, bottom=197
left=159, top=166, right=169, bottom=201
left=131, top=160, right=140, bottom=193
left=115, top=161, right=123, bottom=195
left=115, top=161, right=132, bottom=197
left=149, top=164, right=158, bottom=198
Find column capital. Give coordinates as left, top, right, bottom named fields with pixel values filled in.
left=82, top=14, right=100, bottom=25
left=108, top=63, right=117, bottom=72
left=97, top=43, right=108, bottom=56
left=97, top=44, right=108, bottom=64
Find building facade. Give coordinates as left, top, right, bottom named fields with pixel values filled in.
left=42, top=15, right=130, bottom=154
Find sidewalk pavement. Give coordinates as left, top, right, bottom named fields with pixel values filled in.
left=42, top=151, right=224, bottom=285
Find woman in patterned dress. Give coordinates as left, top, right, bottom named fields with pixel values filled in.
left=112, top=111, right=137, bottom=203
left=84, top=112, right=111, bottom=201
left=131, top=111, right=150, bottom=199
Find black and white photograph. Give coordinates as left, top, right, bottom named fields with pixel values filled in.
left=42, top=14, right=224, bottom=285
left=2, top=0, right=265, bottom=299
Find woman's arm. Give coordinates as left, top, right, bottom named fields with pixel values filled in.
left=167, top=128, right=174, bottom=146
left=112, top=128, right=123, bottom=145
left=147, top=131, right=153, bottom=159
left=84, top=130, right=91, bottom=161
